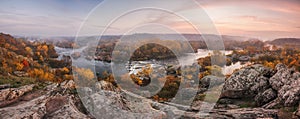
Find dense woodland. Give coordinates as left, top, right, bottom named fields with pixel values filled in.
left=0, top=33, right=72, bottom=88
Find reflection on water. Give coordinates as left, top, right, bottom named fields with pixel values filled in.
left=55, top=46, right=111, bottom=75
left=178, top=49, right=232, bottom=66
left=222, top=62, right=252, bottom=75
left=54, top=46, right=87, bottom=60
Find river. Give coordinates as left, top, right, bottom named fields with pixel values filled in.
left=55, top=46, right=248, bottom=76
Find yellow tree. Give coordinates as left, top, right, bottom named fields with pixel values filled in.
left=75, top=68, right=95, bottom=80
left=42, top=45, right=48, bottom=52
left=74, top=68, right=95, bottom=87
left=62, top=67, right=70, bottom=74
left=15, top=63, right=24, bottom=71
left=25, top=47, right=32, bottom=54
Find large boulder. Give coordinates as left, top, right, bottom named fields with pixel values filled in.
left=222, top=63, right=300, bottom=109
left=222, top=64, right=273, bottom=99
left=269, top=64, right=298, bottom=90
left=0, top=84, right=90, bottom=119
left=80, top=88, right=166, bottom=119
left=0, top=84, right=35, bottom=102
left=277, top=79, right=300, bottom=106
left=44, top=95, right=90, bottom=118
left=254, top=88, right=277, bottom=106
left=263, top=64, right=300, bottom=108
left=0, top=94, right=90, bottom=119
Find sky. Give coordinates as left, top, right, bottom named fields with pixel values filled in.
left=0, top=0, right=300, bottom=40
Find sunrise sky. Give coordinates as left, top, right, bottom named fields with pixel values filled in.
left=0, top=0, right=300, bottom=40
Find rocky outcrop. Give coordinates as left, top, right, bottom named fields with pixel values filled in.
left=1, top=78, right=281, bottom=119
left=0, top=84, right=35, bottom=102
left=221, top=63, right=300, bottom=118
left=0, top=94, right=90, bottom=119
left=0, top=84, right=35, bottom=107
left=1, top=63, right=299, bottom=118
left=81, top=86, right=278, bottom=119
left=266, top=64, right=300, bottom=107
left=222, top=64, right=273, bottom=99
left=75, top=79, right=280, bottom=119
left=0, top=81, right=92, bottom=119
left=254, top=88, right=277, bottom=106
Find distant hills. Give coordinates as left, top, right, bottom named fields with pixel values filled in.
left=13, top=33, right=300, bottom=50
left=267, top=38, right=300, bottom=46
left=15, top=34, right=253, bottom=48
left=15, top=33, right=252, bottom=42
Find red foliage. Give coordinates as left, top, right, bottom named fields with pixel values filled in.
left=22, top=59, right=30, bottom=67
